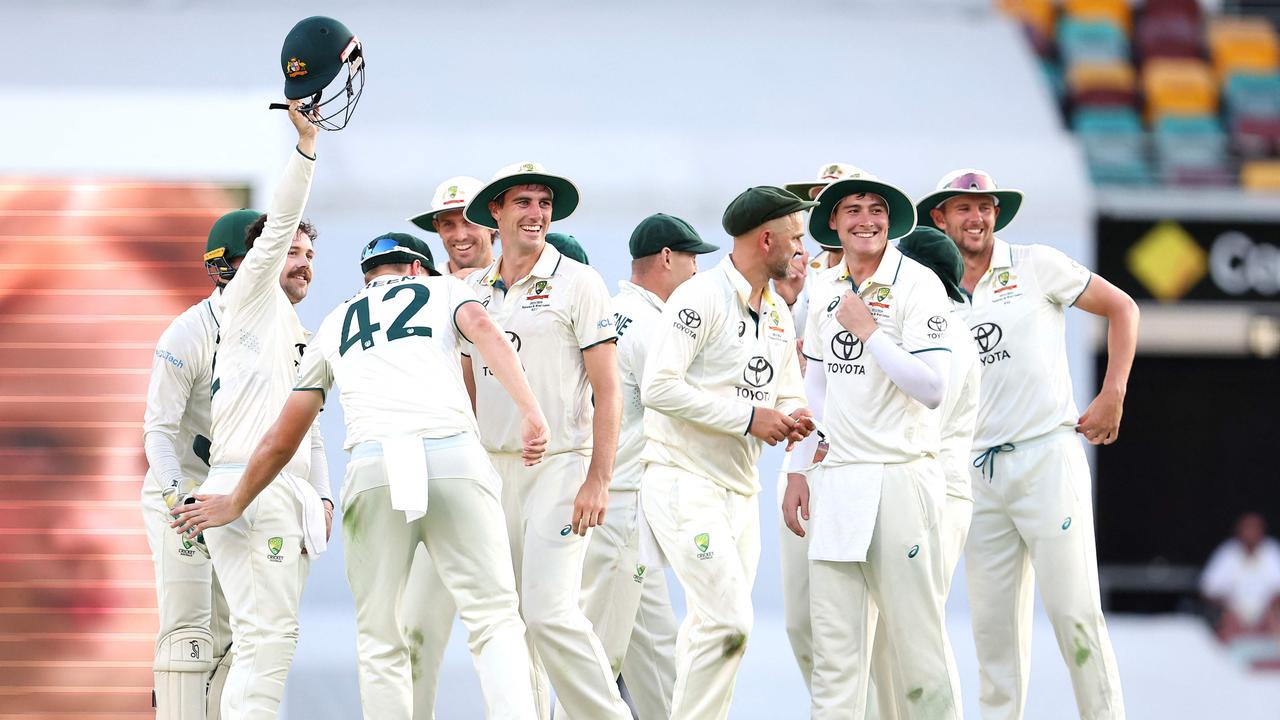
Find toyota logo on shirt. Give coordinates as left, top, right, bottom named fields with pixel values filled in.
left=743, top=356, right=774, bottom=388
left=677, top=308, right=702, bottom=329
left=971, top=322, right=1003, bottom=353
left=505, top=331, right=521, bottom=352
left=830, top=331, right=863, bottom=361
left=927, top=315, right=948, bottom=332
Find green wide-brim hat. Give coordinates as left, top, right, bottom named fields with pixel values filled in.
left=915, top=169, right=1023, bottom=232
left=809, top=177, right=917, bottom=249
left=464, top=162, right=580, bottom=230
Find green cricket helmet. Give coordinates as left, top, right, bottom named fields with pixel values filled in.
left=274, top=16, right=365, bottom=131
left=203, top=209, right=262, bottom=284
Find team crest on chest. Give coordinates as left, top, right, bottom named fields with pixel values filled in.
left=521, top=279, right=553, bottom=309
left=992, top=269, right=1023, bottom=301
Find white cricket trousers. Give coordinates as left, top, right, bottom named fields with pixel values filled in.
left=203, top=468, right=310, bottom=720
left=142, top=476, right=233, bottom=719
left=965, top=428, right=1124, bottom=720
left=343, top=437, right=535, bottom=720
left=777, top=470, right=814, bottom=692
left=404, top=544, right=455, bottom=719
left=556, top=488, right=678, bottom=720
left=868, top=450, right=973, bottom=720
left=489, top=452, right=632, bottom=720
left=809, top=459, right=962, bottom=720
left=641, top=462, right=760, bottom=720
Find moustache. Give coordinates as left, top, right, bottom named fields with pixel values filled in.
left=289, top=269, right=312, bottom=281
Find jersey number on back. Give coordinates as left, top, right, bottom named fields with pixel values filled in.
left=339, top=284, right=433, bottom=356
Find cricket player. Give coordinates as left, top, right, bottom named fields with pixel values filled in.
left=863, top=226, right=981, bottom=720
left=403, top=173, right=496, bottom=717
left=776, top=162, right=861, bottom=690
left=410, top=175, right=497, bottom=278
left=641, top=186, right=815, bottom=720
left=176, top=102, right=333, bottom=720
left=460, top=162, right=631, bottom=719
left=557, top=213, right=718, bottom=720
left=175, top=232, right=547, bottom=720
left=919, top=168, right=1137, bottom=720
left=142, top=209, right=265, bottom=719
left=782, top=171, right=962, bottom=719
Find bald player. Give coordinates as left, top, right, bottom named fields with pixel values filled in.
left=461, top=162, right=631, bottom=719
left=142, top=209, right=262, bottom=719
left=558, top=214, right=717, bottom=720
left=920, top=169, right=1136, bottom=720
left=176, top=232, right=546, bottom=720
left=641, top=187, right=814, bottom=720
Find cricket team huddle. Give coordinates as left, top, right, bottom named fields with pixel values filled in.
left=144, top=19, right=1140, bottom=720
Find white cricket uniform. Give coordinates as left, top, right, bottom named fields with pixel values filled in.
left=800, top=245, right=962, bottom=719
left=296, top=273, right=534, bottom=720
left=639, top=255, right=806, bottom=720
left=778, top=249, right=844, bottom=692
left=141, top=289, right=233, bottom=719
left=462, top=244, right=631, bottom=720
left=200, top=149, right=331, bottom=720
left=957, top=238, right=1125, bottom=720
left=553, top=280, right=679, bottom=720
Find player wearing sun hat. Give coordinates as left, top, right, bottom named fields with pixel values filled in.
left=409, top=176, right=497, bottom=278
left=924, top=168, right=1135, bottom=720
left=460, top=162, right=630, bottom=719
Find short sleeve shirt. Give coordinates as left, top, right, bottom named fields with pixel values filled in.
left=611, top=281, right=664, bottom=492
left=462, top=244, right=616, bottom=455
left=803, top=244, right=953, bottom=464
left=954, top=238, right=1092, bottom=449
left=296, top=274, right=480, bottom=449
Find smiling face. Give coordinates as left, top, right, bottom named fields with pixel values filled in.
left=763, top=212, right=805, bottom=282
left=489, top=184, right=552, bottom=254
left=433, top=209, right=495, bottom=270
left=278, top=229, right=314, bottom=304
left=931, top=193, right=999, bottom=259
left=829, top=192, right=889, bottom=258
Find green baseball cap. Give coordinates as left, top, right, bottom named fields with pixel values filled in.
left=809, top=171, right=916, bottom=249
left=546, top=233, right=589, bottom=265
left=629, top=213, right=720, bottom=259
left=897, top=227, right=965, bottom=302
left=359, top=232, right=440, bottom=275
left=204, top=209, right=262, bottom=283
left=915, top=168, right=1023, bottom=232
left=464, top=162, right=580, bottom=230
left=721, top=186, right=819, bottom=237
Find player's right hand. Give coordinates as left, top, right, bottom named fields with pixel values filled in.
left=781, top=472, right=810, bottom=538
left=287, top=100, right=319, bottom=153
left=520, top=410, right=549, bottom=466
left=748, top=407, right=796, bottom=446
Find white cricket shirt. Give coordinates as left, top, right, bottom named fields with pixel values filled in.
left=611, top=280, right=665, bottom=493
left=803, top=243, right=953, bottom=465
left=640, top=255, right=806, bottom=497
left=954, top=238, right=1092, bottom=449
left=462, top=244, right=617, bottom=455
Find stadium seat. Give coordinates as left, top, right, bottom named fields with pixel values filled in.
left=1232, top=116, right=1280, bottom=158
left=1241, top=159, right=1280, bottom=191
left=1143, top=58, right=1218, bottom=122
left=1154, top=114, right=1229, bottom=172
left=1134, top=13, right=1202, bottom=62
left=1065, top=0, right=1131, bottom=34
left=1224, top=72, right=1280, bottom=123
left=1069, top=61, right=1137, bottom=108
left=1074, top=108, right=1151, bottom=185
left=1143, top=0, right=1201, bottom=22
left=1207, top=16, right=1279, bottom=81
left=998, top=0, right=1056, bottom=45
left=1059, top=18, right=1130, bottom=65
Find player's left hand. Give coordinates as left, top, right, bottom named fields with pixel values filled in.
left=520, top=410, right=550, bottom=467
left=570, top=476, right=608, bottom=537
left=1077, top=387, right=1124, bottom=445
left=170, top=493, right=245, bottom=539
left=835, top=291, right=879, bottom=342
left=323, top=499, right=334, bottom=541
left=784, top=408, right=816, bottom=450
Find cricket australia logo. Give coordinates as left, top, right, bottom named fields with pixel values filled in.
left=695, top=533, right=714, bottom=560
left=743, top=356, right=774, bottom=388
left=267, top=536, right=284, bottom=562
left=632, top=564, right=647, bottom=584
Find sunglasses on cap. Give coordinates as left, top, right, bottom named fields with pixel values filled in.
left=361, top=236, right=426, bottom=262
left=942, top=171, right=997, bottom=193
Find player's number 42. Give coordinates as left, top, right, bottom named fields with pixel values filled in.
left=339, top=284, right=432, bottom=356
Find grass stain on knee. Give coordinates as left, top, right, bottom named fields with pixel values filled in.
left=722, top=632, right=747, bottom=658
left=1073, top=622, right=1092, bottom=667
left=405, top=627, right=424, bottom=682
left=907, top=687, right=924, bottom=702
left=342, top=502, right=360, bottom=541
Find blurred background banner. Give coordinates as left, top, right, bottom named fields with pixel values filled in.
left=1, top=1, right=1278, bottom=718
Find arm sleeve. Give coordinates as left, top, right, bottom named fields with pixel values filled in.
left=864, top=331, right=950, bottom=409
left=640, top=283, right=754, bottom=435
left=142, top=316, right=202, bottom=488
left=1030, top=244, right=1092, bottom=307
left=307, top=420, right=331, bottom=501
left=221, top=149, right=316, bottom=314
left=572, top=270, right=618, bottom=349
